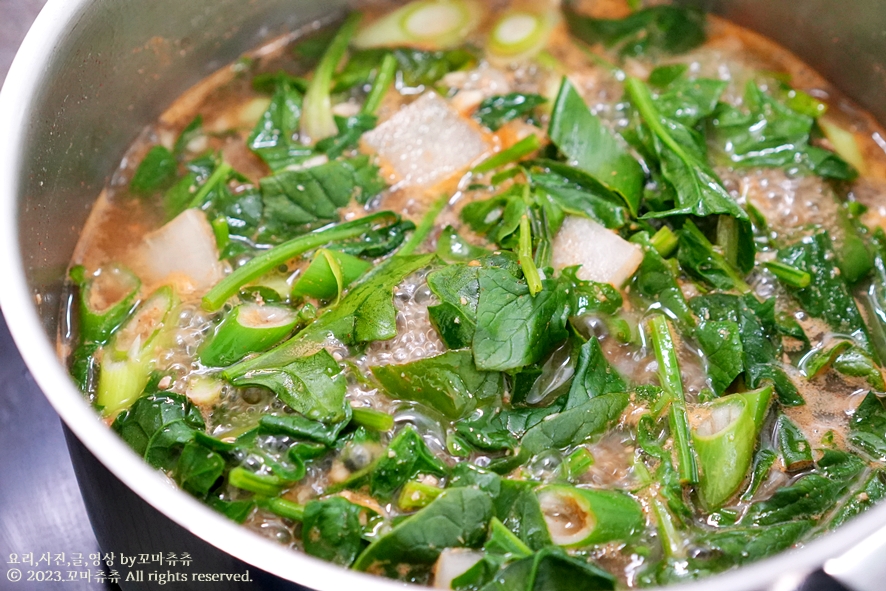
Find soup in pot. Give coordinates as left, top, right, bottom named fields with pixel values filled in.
left=61, top=0, right=886, bottom=587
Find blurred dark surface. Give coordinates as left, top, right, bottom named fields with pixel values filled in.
left=0, top=1, right=860, bottom=590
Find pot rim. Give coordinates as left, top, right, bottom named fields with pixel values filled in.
left=1, top=1, right=884, bottom=590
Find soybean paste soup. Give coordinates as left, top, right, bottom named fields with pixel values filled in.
left=62, top=0, right=886, bottom=587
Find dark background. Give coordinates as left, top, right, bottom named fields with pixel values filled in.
left=0, top=1, right=852, bottom=590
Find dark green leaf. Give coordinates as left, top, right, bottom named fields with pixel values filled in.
left=175, top=442, right=225, bottom=497
left=693, top=320, right=743, bottom=395
left=228, top=348, right=347, bottom=423
left=565, top=337, right=626, bottom=409
left=248, top=79, right=313, bottom=171
left=548, top=79, right=643, bottom=216
left=677, top=219, right=749, bottom=292
left=829, top=471, right=886, bottom=529
left=474, top=93, right=547, bottom=131
left=112, top=388, right=205, bottom=458
left=131, top=146, right=178, bottom=195
left=473, top=268, right=569, bottom=371
left=315, top=114, right=378, bottom=159
left=521, top=392, right=629, bottom=455
left=353, top=488, right=494, bottom=576
left=302, top=497, right=366, bottom=566
left=370, top=426, right=448, bottom=500
left=480, top=546, right=616, bottom=591
left=372, top=351, right=503, bottom=420
left=849, top=392, right=886, bottom=461
left=565, top=5, right=706, bottom=58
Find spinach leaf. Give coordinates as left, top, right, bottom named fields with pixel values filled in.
left=548, top=79, right=643, bottom=216
left=315, top=114, right=377, bottom=160
left=498, top=485, right=553, bottom=552
left=259, top=412, right=349, bottom=446
left=677, top=219, right=749, bottom=292
left=695, top=520, right=813, bottom=569
left=353, top=488, right=494, bottom=577
left=564, top=337, right=626, bottom=409
left=248, top=78, right=313, bottom=171
left=474, top=93, right=546, bottom=131
left=624, top=77, right=755, bottom=273
left=372, top=351, right=503, bottom=420
left=336, top=47, right=476, bottom=91
left=335, top=218, right=415, bottom=257
left=777, top=231, right=870, bottom=350
left=521, top=392, right=629, bottom=455
left=260, top=157, right=385, bottom=236
left=712, top=82, right=856, bottom=180
left=629, top=232, right=695, bottom=329
left=691, top=294, right=802, bottom=405
left=473, top=268, right=569, bottom=371
left=302, top=497, right=366, bottom=566
left=112, top=386, right=205, bottom=471
left=175, top=441, right=225, bottom=497
left=480, top=546, right=616, bottom=591
left=742, top=450, right=865, bottom=526
left=565, top=4, right=705, bottom=58
left=693, top=320, right=743, bottom=395
left=370, top=426, right=449, bottom=500
left=652, top=78, right=727, bottom=127
left=829, top=470, right=886, bottom=529
left=228, top=348, right=348, bottom=423
left=131, top=146, right=178, bottom=195
left=849, top=392, right=886, bottom=461
left=527, top=161, right=630, bottom=229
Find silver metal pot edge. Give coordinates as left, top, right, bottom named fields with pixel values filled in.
left=0, top=1, right=883, bottom=591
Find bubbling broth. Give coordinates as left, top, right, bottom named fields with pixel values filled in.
left=63, top=0, right=886, bottom=587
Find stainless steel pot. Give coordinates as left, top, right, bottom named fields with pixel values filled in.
left=1, top=1, right=885, bottom=590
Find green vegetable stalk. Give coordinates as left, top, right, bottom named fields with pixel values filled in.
left=97, top=286, right=176, bottom=417
left=301, top=12, right=362, bottom=142
left=398, top=480, right=443, bottom=510
left=199, top=303, right=298, bottom=367
left=202, top=211, right=401, bottom=311
left=536, top=485, right=644, bottom=546
left=361, top=52, right=397, bottom=116
left=691, top=387, right=772, bottom=508
left=775, top=414, right=813, bottom=471
left=472, top=134, right=542, bottom=174
left=397, top=193, right=450, bottom=257
left=70, top=264, right=141, bottom=344
left=648, top=314, right=699, bottom=484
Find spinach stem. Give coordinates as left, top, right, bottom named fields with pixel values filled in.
left=397, top=193, right=450, bottom=257
left=202, top=211, right=399, bottom=311
left=519, top=214, right=543, bottom=295
left=650, top=226, right=678, bottom=258
left=472, top=134, right=542, bottom=174
left=351, top=407, right=395, bottom=432
left=648, top=315, right=699, bottom=484
left=764, top=260, right=811, bottom=288
left=188, top=161, right=232, bottom=209
left=228, top=466, right=287, bottom=496
left=397, top=480, right=443, bottom=510
left=261, top=497, right=305, bottom=522
left=362, top=53, right=398, bottom=116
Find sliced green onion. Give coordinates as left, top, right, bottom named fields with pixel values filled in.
left=228, top=466, right=289, bottom=496
left=649, top=226, right=678, bottom=258
left=398, top=480, right=444, bottom=510
left=691, top=387, right=771, bottom=509
left=202, top=211, right=400, bottom=311
left=291, top=248, right=371, bottom=303
left=362, top=53, right=398, bottom=116
left=72, top=264, right=141, bottom=344
left=397, top=193, right=450, bottom=257
left=775, top=414, right=813, bottom=471
left=819, top=118, right=866, bottom=175
left=302, top=12, right=362, bottom=142
left=351, top=407, right=395, bottom=432
left=96, top=356, right=153, bottom=419
left=537, top=485, right=644, bottom=546
left=518, top=214, right=543, bottom=296
left=487, top=9, right=560, bottom=66
left=353, top=0, right=483, bottom=50
left=199, top=303, right=298, bottom=367
left=764, top=260, right=811, bottom=289
left=648, top=315, right=698, bottom=485
left=472, top=134, right=542, bottom=174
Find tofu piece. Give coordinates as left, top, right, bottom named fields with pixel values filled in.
left=130, top=208, right=224, bottom=296
left=361, top=92, right=490, bottom=188
left=552, top=216, right=643, bottom=287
